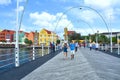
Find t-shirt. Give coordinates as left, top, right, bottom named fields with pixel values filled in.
left=69, top=43, right=75, bottom=50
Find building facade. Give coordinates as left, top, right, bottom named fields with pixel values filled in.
left=0, top=29, right=15, bottom=42
left=27, top=32, right=35, bottom=44
left=39, top=29, right=58, bottom=46
left=14, top=31, right=26, bottom=44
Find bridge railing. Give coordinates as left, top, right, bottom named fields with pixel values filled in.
left=0, top=45, right=62, bottom=73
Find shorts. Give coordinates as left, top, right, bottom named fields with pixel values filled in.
left=70, top=50, right=75, bottom=54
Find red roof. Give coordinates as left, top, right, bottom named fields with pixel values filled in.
left=44, top=29, right=51, bottom=34
left=2, top=29, right=15, bottom=34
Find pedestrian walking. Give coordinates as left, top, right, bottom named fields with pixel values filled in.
left=83, top=42, right=86, bottom=48
left=89, top=42, right=92, bottom=50
left=95, top=42, right=99, bottom=51
left=52, top=42, right=55, bottom=52
left=63, top=43, right=68, bottom=59
left=69, top=41, right=75, bottom=60
left=75, top=41, right=78, bottom=52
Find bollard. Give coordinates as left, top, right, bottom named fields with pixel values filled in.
left=32, top=45, right=35, bottom=60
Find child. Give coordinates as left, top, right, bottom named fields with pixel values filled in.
left=63, top=43, right=68, bottom=59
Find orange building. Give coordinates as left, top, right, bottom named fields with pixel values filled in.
left=25, top=32, right=35, bottom=44
left=0, top=29, right=15, bottom=42
left=28, top=32, right=35, bottom=43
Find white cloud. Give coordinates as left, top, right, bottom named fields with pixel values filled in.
left=84, top=0, right=115, bottom=9
left=18, top=6, right=24, bottom=12
left=0, top=0, right=11, bottom=5
left=14, top=6, right=24, bottom=13
left=80, top=10, right=98, bottom=23
left=29, top=12, right=73, bottom=34
left=103, top=8, right=115, bottom=22
left=84, top=0, right=120, bottom=22
left=67, top=8, right=99, bottom=23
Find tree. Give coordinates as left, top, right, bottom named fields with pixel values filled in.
left=24, top=38, right=33, bottom=45
left=56, top=39, right=60, bottom=44
left=68, top=32, right=82, bottom=42
left=112, top=36, right=117, bottom=44
left=24, top=38, right=29, bottom=44
left=28, top=40, right=33, bottom=45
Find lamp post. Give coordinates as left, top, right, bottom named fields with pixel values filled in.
left=15, top=0, right=19, bottom=67
left=110, top=15, right=113, bottom=53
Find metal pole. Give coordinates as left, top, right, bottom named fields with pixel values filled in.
left=15, top=0, right=19, bottom=67
left=110, top=15, right=113, bottom=53
left=32, top=45, right=35, bottom=60
left=110, top=32, right=113, bottom=53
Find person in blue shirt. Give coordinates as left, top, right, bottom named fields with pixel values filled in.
left=69, top=41, right=75, bottom=59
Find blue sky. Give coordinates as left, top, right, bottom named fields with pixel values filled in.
left=0, top=0, right=120, bottom=38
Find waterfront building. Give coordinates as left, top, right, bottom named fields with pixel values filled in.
left=102, top=32, right=120, bottom=38
left=27, top=32, right=35, bottom=44
left=34, top=30, right=39, bottom=45
left=39, top=28, right=59, bottom=46
left=0, top=29, right=15, bottom=42
left=14, top=31, right=26, bottom=44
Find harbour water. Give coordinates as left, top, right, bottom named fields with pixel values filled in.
left=0, top=47, right=49, bottom=73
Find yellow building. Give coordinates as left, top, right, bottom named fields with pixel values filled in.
left=39, top=29, right=59, bottom=46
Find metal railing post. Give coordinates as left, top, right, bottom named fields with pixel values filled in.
left=32, top=45, right=35, bottom=60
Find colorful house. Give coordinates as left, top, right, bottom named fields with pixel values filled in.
left=0, top=29, right=15, bottom=42
left=27, top=32, right=35, bottom=44
left=14, top=31, right=26, bottom=44
left=34, top=30, right=39, bottom=45
left=39, top=29, right=58, bottom=46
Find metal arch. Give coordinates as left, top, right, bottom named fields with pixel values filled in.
left=19, top=0, right=29, bottom=30
left=54, top=5, right=109, bottom=34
